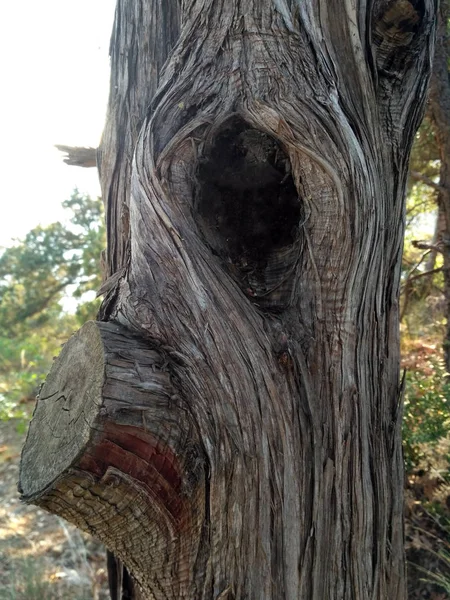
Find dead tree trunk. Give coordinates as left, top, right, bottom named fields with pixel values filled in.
left=20, top=1, right=436, bottom=599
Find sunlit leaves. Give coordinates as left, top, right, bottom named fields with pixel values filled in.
left=0, top=190, right=105, bottom=418
left=0, top=190, right=105, bottom=338
left=403, top=346, right=450, bottom=472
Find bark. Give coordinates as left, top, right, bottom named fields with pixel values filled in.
left=97, top=0, right=181, bottom=280
left=20, top=1, right=437, bottom=599
left=20, top=322, right=202, bottom=598
left=429, top=0, right=450, bottom=372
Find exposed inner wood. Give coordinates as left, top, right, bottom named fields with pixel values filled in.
left=20, top=321, right=207, bottom=598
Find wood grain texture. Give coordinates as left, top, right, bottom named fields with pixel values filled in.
left=20, top=321, right=207, bottom=598
left=21, top=0, right=437, bottom=598
left=98, top=0, right=181, bottom=281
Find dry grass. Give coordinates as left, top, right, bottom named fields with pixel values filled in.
left=0, top=420, right=108, bottom=600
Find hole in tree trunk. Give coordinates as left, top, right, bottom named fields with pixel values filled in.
left=373, top=0, right=425, bottom=77
left=194, top=117, right=303, bottom=310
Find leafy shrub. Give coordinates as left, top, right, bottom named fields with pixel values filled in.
left=0, top=191, right=104, bottom=423
left=403, top=350, right=450, bottom=473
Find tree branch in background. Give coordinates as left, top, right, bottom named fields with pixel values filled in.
left=400, top=248, right=444, bottom=321
left=412, top=240, right=445, bottom=253
left=55, top=145, right=97, bottom=168
left=400, top=266, right=446, bottom=322
left=402, top=267, right=445, bottom=290
left=406, top=196, right=437, bottom=217
left=410, top=170, right=445, bottom=193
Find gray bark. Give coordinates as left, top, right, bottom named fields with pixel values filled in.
left=20, top=322, right=199, bottom=599
left=20, top=1, right=437, bottom=599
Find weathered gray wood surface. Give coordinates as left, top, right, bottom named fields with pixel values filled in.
left=20, top=321, right=204, bottom=598
left=21, top=0, right=437, bottom=598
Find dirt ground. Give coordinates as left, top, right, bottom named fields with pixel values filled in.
left=0, top=419, right=449, bottom=599
left=0, top=420, right=108, bottom=599
left=405, top=472, right=450, bottom=600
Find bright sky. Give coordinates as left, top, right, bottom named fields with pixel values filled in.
left=0, top=1, right=116, bottom=247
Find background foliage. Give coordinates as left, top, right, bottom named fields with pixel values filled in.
left=0, top=190, right=105, bottom=422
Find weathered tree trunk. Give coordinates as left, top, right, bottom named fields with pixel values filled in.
left=20, top=1, right=436, bottom=599
left=429, top=0, right=450, bottom=372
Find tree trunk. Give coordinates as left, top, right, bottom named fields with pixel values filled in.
left=20, top=1, right=436, bottom=599
left=429, top=0, right=450, bottom=372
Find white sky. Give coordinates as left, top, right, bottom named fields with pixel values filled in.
left=0, top=1, right=116, bottom=247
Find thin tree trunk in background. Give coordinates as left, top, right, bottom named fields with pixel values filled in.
left=424, top=206, right=446, bottom=275
left=20, top=1, right=437, bottom=598
left=429, top=0, right=450, bottom=372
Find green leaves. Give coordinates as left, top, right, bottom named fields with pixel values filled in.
left=0, top=190, right=105, bottom=418
left=0, top=190, right=105, bottom=338
left=403, top=352, right=450, bottom=472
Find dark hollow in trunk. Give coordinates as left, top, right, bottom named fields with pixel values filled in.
left=195, top=117, right=303, bottom=311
